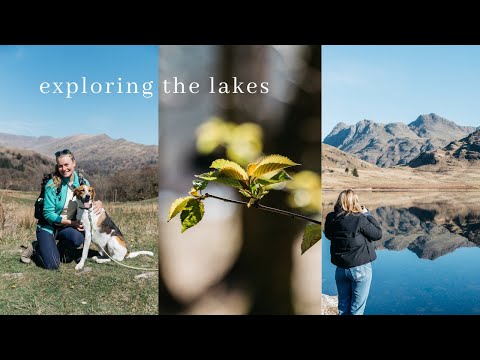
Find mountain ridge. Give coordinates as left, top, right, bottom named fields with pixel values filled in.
left=0, top=132, right=158, bottom=176
left=408, top=129, right=480, bottom=168
left=324, top=113, right=478, bottom=167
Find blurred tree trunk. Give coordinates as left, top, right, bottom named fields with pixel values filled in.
left=220, top=45, right=236, bottom=122
left=159, top=271, right=183, bottom=314
left=221, top=45, right=320, bottom=314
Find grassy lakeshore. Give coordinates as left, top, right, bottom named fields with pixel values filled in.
left=0, top=189, right=158, bottom=315
left=322, top=164, right=480, bottom=191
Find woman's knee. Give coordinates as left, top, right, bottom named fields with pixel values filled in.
left=36, top=229, right=60, bottom=269
left=37, top=252, right=61, bottom=270
left=70, top=231, right=85, bottom=247
left=44, top=262, right=60, bottom=270
left=57, top=228, right=85, bottom=247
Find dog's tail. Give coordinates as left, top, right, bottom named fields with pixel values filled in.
left=126, top=251, right=154, bottom=259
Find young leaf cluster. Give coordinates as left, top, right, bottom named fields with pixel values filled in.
left=167, top=154, right=300, bottom=232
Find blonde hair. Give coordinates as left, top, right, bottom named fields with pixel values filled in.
left=335, top=189, right=362, bottom=213
left=51, top=152, right=76, bottom=189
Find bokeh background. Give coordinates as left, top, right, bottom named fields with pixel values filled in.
left=158, top=45, right=320, bottom=314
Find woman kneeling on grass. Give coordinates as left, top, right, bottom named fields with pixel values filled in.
left=21, top=149, right=102, bottom=270
left=324, top=189, right=383, bottom=315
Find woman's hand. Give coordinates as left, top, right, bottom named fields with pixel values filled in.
left=93, top=200, right=103, bottom=215
left=71, top=220, right=85, bottom=232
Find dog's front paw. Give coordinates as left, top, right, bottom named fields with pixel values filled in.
left=75, top=262, right=85, bottom=271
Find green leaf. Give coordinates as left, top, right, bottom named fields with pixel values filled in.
left=251, top=155, right=300, bottom=178
left=301, top=224, right=322, bottom=255
left=219, top=166, right=248, bottom=181
left=213, top=175, right=243, bottom=189
left=269, top=170, right=293, bottom=182
left=251, top=183, right=261, bottom=196
left=253, top=186, right=268, bottom=200
left=192, top=179, right=208, bottom=190
left=196, top=171, right=218, bottom=181
left=210, top=158, right=236, bottom=170
left=238, top=189, right=252, bottom=198
left=168, top=196, right=194, bottom=222
left=210, top=159, right=248, bottom=181
left=247, top=161, right=259, bottom=177
left=180, top=199, right=205, bottom=233
left=256, top=170, right=293, bottom=185
left=189, top=188, right=200, bottom=197
left=197, top=170, right=243, bottom=189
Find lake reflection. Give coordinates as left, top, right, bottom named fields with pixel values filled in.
left=322, top=191, right=480, bottom=315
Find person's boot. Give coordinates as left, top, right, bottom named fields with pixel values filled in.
left=20, top=241, right=37, bottom=264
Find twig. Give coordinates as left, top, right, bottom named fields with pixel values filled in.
left=203, top=193, right=321, bottom=225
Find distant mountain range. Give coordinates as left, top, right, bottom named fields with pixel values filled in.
left=324, top=113, right=479, bottom=167
left=0, top=132, right=158, bottom=177
left=409, top=129, right=480, bottom=168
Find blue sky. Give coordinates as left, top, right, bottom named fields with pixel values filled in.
left=0, top=45, right=158, bottom=145
left=322, top=45, right=480, bottom=140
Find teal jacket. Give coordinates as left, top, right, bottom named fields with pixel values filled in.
left=37, top=171, right=90, bottom=235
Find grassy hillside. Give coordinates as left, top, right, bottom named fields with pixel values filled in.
left=0, top=190, right=158, bottom=315
left=0, top=144, right=158, bottom=201
left=322, top=143, right=376, bottom=172
left=0, top=133, right=158, bottom=177
left=0, top=147, right=55, bottom=191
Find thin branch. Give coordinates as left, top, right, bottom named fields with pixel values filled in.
left=203, top=193, right=249, bottom=206
left=203, top=193, right=321, bottom=225
left=255, top=203, right=322, bottom=225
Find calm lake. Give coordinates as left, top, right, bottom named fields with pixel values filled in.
left=322, top=191, right=480, bottom=315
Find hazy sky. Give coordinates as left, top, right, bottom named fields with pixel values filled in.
left=0, top=45, right=158, bottom=145
left=322, top=45, right=480, bottom=140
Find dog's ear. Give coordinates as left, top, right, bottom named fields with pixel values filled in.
left=73, top=186, right=82, bottom=198
left=90, top=186, right=95, bottom=200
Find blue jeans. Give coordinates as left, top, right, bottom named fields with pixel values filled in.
left=335, top=262, right=372, bottom=315
left=35, top=227, right=85, bottom=270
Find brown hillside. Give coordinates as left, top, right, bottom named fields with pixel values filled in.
left=0, top=146, right=56, bottom=191
left=0, top=132, right=158, bottom=176
left=322, top=143, right=376, bottom=172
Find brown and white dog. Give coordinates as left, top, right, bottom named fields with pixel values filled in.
left=73, top=185, right=153, bottom=271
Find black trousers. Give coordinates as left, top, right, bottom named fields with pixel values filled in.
left=35, top=226, right=85, bottom=270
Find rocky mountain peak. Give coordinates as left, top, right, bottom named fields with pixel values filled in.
left=330, top=122, right=348, bottom=135
left=324, top=114, right=477, bottom=168
left=409, top=113, right=445, bottom=126
left=445, top=129, right=480, bottom=160
left=408, top=113, right=476, bottom=139
left=409, top=129, right=480, bottom=167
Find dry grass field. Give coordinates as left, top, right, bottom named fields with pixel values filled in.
left=0, top=189, right=158, bottom=315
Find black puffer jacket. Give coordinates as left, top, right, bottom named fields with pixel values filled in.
left=325, top=207, right=383, bottom=268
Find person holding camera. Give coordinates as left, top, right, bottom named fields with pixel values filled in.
left=324, top=189, right=382, bottom=315
left=21, top=149, right=102, bottom=270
